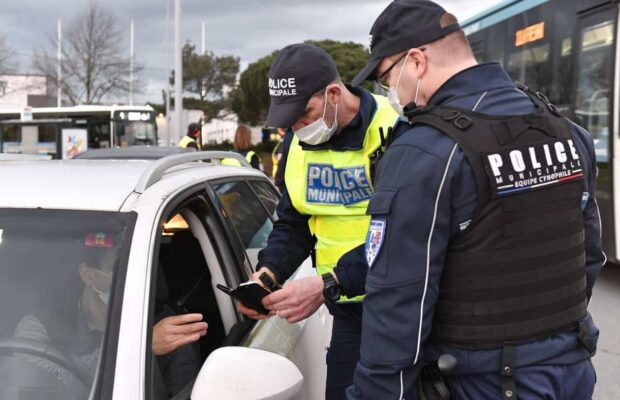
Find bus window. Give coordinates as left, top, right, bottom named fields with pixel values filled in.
left=575, top=20, right=614, bottom=163
left=0, top=126, right=19, bottom=154
left=552, top=37, right=575, bottom=112
left=506, top=43, right=551, bottom=94
left=38, top=125, right=57, bottom=157
left=114, top=121, right=156, bottom=147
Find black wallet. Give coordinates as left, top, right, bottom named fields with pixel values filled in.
left=217, top=282, right=271, bottom=315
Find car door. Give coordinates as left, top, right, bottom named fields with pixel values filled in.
left=141, top=183, right=252, bottom=400
left=207, top=177, right=331, bottom=400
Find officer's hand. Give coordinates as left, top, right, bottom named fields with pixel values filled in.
left=262, top=276, right=324, bottom=324
left=235, top=267, right=277, bottom=320
left=152, top=313, right=208, bottom=356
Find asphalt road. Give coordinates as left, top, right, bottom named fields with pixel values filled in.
left=589, top=265, right=620, bottom=399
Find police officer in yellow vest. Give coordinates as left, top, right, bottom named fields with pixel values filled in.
left=177, top=122, right=202, bottom=150
left=235, top=43, right=398, bottom=400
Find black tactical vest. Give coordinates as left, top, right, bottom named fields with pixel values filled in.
left=405, top=88, right=588, bottom=349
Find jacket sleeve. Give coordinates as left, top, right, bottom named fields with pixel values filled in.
left=257, top=187, right=316, bottom=282
left=333, top=244, right=367, bottom=298
left=571, top=124, right=605, bottom=301
left=347, top=138, right=461, bottom=399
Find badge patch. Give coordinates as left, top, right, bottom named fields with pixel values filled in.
left=306, top=163, right=373, bottom=206
left=484, top=138, right=583, bottom=197
left=366, top=220, right=386, bottom=268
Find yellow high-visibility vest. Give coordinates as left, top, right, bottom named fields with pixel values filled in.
left=221, top=150, right=257, bottom=166
left=285, top=94, right=398, bottom=302
left=177, top=136, right=201, bottom=150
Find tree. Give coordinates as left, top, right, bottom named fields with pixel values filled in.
left=232, top=40, right=372, bottom=126
left=33, top=1, right=142, bottom=105
left=305, top=40, right=372, bottom=88
left=172, top=42, right=240, bottom=120
left=0, top=34, right=16, bottom=74
left=231, top=51, right=277, bottom=126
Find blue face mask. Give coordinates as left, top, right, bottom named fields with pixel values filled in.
left=92, top=269, right=112, bottom=305
left=93, top=286, right=110, bottom=305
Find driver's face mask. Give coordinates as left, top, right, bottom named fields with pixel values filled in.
left=91, top=269, right=112, bottom=305
left=294, top=89, right=339, bottom=145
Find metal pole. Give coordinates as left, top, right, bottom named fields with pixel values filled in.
left=200, top=20, right=206, bottom=103
left=174, top=0, right=183, bottom=144
left=165, top=0, right=171, bottom=145
left=57, top=19, right=62, bottom=107
left=201, top=21, right=206, bottom=54
left=129, top=19, right=134, bottom=106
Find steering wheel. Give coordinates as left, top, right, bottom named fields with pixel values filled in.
left=0, top=337, right=94, bottom=388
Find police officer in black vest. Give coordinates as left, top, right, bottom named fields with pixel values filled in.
left=346, top=1, right=605, bottom=399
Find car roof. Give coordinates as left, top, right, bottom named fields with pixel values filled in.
left=0, top=156, right=264, bottom=212
left=73, top=146, right=194, bottom=160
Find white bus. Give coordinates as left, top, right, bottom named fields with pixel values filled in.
left=463, top=0, right=619, bottom=262
left=0, top=105, right=158, bottom=159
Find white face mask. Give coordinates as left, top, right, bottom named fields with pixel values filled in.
left=294, top=90, right=339, bottom=145
left=387, top=56, right=422, bottom=116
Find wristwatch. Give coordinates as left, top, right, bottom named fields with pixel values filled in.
left=321, top=273, right=342, bottom=303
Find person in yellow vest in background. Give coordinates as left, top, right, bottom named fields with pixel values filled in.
left=235, top=43, right=398, bottom=400
left=232, top=124, right=262, bottom=170
left=271, top=127, right=294, bottom=192
left=177, top=122, right=202, bottom=150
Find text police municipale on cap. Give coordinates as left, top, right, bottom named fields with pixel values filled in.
left=266, top=43, right=338, bottom=129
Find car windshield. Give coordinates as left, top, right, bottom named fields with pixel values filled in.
left=0, top=209, right=134, bottom=399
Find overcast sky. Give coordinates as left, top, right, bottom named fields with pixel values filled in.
left=1, top=0, right=503, bottom=104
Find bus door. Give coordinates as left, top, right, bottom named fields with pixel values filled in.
left=574, top=2, right=617, bottom=260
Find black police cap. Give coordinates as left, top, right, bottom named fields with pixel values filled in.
left=187, top=122, right=201, bottom=134
left=352, top=0, right=461, bottom=86
left=266, top=43, right=338, bottom=128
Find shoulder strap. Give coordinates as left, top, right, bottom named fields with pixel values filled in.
left=406, top=107, right=492, bottom=210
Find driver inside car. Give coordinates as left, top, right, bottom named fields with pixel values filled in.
left=13, top=232, right=208, bottom=398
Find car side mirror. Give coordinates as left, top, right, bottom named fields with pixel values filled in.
left=191, top=347, right=303, bottom=400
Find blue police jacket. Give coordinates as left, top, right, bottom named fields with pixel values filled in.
left=257, top=85, right=380, bottom=283
left=346, top=63, right=606, bottom=399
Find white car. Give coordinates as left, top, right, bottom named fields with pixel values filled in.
left=0, top=152, right=332, bottom=400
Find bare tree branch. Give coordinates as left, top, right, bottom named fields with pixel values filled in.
left=0, top=34, right=17, bottom=75
left=33, top=1, right=144, bottom=105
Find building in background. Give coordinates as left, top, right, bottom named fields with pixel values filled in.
left=0, top=74, right=59, bottom=108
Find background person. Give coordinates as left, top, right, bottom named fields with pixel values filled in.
left=233, top=124, right=262, bottom=170
left=271, top=127, right=294, bottom=192
left=177, top=122, right=202, bottom=150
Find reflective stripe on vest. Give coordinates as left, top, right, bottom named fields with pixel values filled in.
left=177, top=136, right=200, bottom=150
left=285, top=94, right=398, bottom=302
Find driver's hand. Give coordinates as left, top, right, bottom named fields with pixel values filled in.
left=152, top=313, right=207, bottom=356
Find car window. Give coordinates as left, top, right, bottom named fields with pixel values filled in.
left=0, top=209, right=134, bottom=399
left=249, top=180, right=279, bottom=218
left=213, top=181, right=273, bottom=252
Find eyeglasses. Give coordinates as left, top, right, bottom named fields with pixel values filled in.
left=375, top=48, right=426, bottom=90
